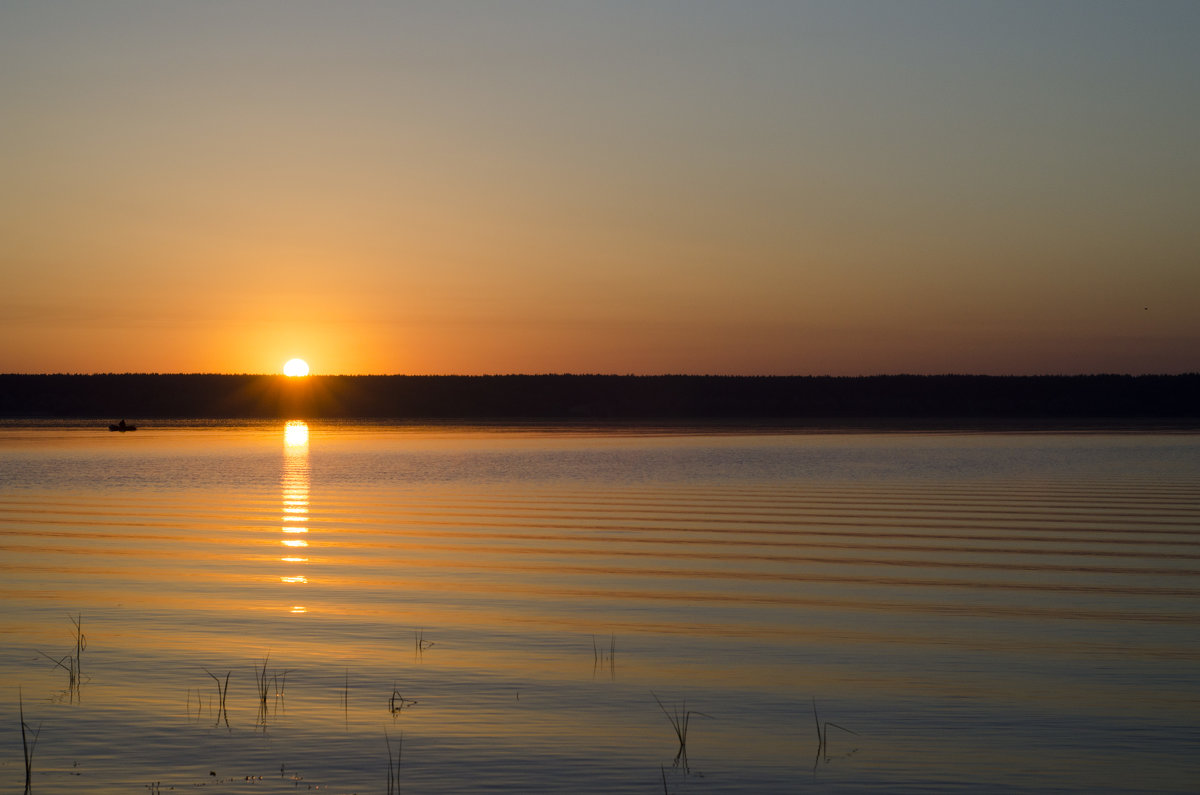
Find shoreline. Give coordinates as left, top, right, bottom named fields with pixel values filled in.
left=2, top=373, right=1198, bottom=421
left=2, top=416, right=1200, bottom=434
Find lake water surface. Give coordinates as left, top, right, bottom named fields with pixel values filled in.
left=2, top=422, right=1199, bottom=793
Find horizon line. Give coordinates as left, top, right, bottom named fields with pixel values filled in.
left=3, top=371, right=1198, bottom=379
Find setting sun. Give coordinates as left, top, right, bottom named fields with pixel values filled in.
left=283, top=358, right=310, bottom=377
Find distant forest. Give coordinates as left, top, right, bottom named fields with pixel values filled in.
left=1, top=373, right=1198, bottom=422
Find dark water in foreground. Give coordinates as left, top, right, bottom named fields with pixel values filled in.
left=2, top=422, right=1199, bottom=793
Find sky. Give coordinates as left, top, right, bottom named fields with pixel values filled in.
left=2, top=1, right=1198, bottom=376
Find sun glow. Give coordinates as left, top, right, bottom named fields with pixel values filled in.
left=283, top=358, right=310, bottom=377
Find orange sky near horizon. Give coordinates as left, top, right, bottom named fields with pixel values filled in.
left=2, top=2, right=1198, bottom=376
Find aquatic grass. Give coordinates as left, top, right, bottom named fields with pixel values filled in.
left=811, top=697, right=858, bottom=763
left=252, top=652, right=293, bottom=727
left=591, top=633, right=616, bottom=663
left=70, top=613, right=85, bottom=682
left=202, top=668, right=230, bottom=727
left=385, top=730, right=403, bottom=794
left=35, top=612, right=87, bottom=701
left=414, top=629, right=434, bottom=658
left=35, top=650, right=77, bottom=697
left=651, top=692, right=712, bottom=771
left=342, top=668, right=350, bottom=727
left=389, top=683, right=418, bottom=715
left=253, top=652, right=271, bottom=712
left=272, top=668, right=291, bottom=701
left=592, top=633, right=616, bottom=679
left=20, top=688, right=40, bottom=795
left=186, top=688, right=204, bottom=722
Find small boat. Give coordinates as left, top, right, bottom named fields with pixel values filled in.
left=108, top=420, right=137, bottom=432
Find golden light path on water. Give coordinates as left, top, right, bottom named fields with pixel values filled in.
left=282, top=420, right=309, bottom=612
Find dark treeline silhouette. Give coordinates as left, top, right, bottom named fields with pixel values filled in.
left=1, top=373, right=1198, bottom=421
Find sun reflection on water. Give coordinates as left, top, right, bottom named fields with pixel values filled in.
left=284, top=419, right=309, bottom=446
left=281, top=421, right=310, bottom=608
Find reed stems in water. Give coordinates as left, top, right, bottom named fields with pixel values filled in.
left=651, top=692, right=712, bottom=770
left=342, top=667, right=349, bottom=725
left=69, top=613, right=85, bottom=682
left=34, top=650, right=76, bottom=692
left=20, top=688, right=40, bottom=795
left=253, top=653, right=271, bottom=709
left=389, top=684, right=417, bottom=715
left=203, top=668, right=230, bottom=726
left=251, top=652, right=292, bottom=726
left=811, top=697, right=858, bottom=756
left=591, top=634, right=616, bottom=663
left=272, top=668, right=290, bottom=701
left=592, top=633, right=616, bottom=679
left=35, top=613, right=86, bottom=700
left=385, top=730, right=403, bottom=794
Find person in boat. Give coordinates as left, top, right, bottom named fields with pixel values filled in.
left=117, top=419, right=127, bottom=430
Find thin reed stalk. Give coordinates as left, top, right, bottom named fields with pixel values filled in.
left=272, top=668, right=290, bottom=701
left=811, top=697, right=858, bottom=759
left=342, top=667, right=349, bottom=727
left=252, top=652, right=291, bottom=725
left=35, top=650, right=76, bottom=692
left=254, top=653, right=271, bottom=709
left=592, top=633, right=616, bottom=679
left=389, top=684, right=417, bottom=715
left=590, top=634, right=616, bottom=661
left=20, top=688, right=40, bottom=795
left=414, top=630, right=433, bottom=658
left=69, top=613, right=85, bottom=682
left=385, top=730, right=403, bottom=794
left=203, top=668, right=230, bottom=726
left=35, top=613, right=86, bottom=701
left=651, top=692, right=712, bottom=770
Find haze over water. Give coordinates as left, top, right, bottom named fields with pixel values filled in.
left=2, top=422, right=1199, bottom=793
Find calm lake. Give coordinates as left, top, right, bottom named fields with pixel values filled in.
left=2, top=422, right=1199, bottom=793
